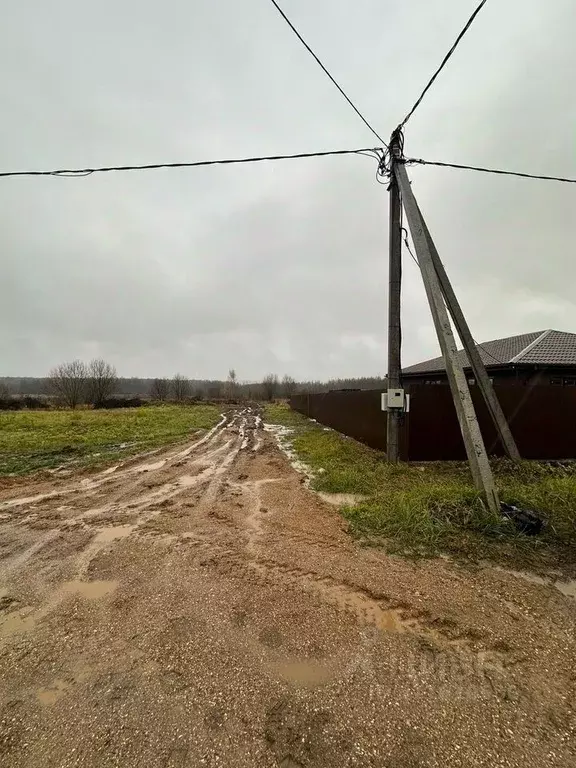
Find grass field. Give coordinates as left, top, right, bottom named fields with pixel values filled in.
left=264, top=403, right=576, bottom=572
left=0, top=405, right=221, bottom=476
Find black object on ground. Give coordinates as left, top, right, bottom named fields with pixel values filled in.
left=500, top=503, right=544, bottom=536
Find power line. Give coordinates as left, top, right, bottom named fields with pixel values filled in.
left=401, top=224, right=503, bottom=364
left=475, top=343, right=504, bottom=365
left=398, top=0, right=489, bottom=130
left=406, top=156, right=576, bottom=185
left=400, top=217, right=505, bottom=364
left=0, top=147, right=383, bottom=179
left=267, top=0, right=387, bottom=147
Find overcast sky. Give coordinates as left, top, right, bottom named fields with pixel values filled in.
left=1, top=0, right=575, bottom=380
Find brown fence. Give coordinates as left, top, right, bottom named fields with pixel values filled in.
left=290, top=384, right=576, bottom=461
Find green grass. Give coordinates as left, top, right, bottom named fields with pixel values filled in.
left=0, top=405, right=221, bottom=476
left=264, top=403, right=576, bottom=573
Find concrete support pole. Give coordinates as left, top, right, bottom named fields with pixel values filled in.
left=394, top=162, right=500, bottom=514
left=415, top=202, right=521, bottom=462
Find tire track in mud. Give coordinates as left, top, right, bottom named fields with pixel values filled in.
left=1, top=406, right=514, bottom=687
left=0, top=412, right=234, bottom=524
left=133, top=525, right=516, bottom=701
left=0, top=409, right=259, bottom=641
left=0, top=423, right=285, bottom=595
left=0, top=412, right=232, bottom=513
left=155, top=512, right=509, bottom=673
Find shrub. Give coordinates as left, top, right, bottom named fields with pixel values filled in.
left=95, top=397, right=143, bottom=409
left=0, top=397, right=22, bottom=411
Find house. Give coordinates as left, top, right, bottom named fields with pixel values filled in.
left=402, top=329, right=576, bottom=387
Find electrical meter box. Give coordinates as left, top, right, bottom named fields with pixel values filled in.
left=381, top=390, right=410, bottom=411
left=387, top=388, right=405, bottom=409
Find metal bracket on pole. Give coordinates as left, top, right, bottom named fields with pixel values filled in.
left=414, top=203, right=521, bottom=461
left=394, top=161, right=500, bottom=514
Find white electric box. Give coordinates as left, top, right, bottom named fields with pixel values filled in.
left=387, top=388, right=405, bottom=408
left=381, top=391, right=410, bottom=412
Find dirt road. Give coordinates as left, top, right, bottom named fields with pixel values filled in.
left=0, top=407, right=575, bottom=767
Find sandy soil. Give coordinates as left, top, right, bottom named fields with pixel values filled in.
left=0, top=407, right=575, bottom=767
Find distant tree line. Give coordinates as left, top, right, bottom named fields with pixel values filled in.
left=0, top=367, right=387, bottom=409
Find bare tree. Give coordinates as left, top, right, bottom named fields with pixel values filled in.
left=262, top=373, right=279, bottom=402
left=172, top=373, right=191, bottom=402
left=227, top=368, right=237, bottom=398
left=48, top=360, right=88, bottom=409
left=207, top=383, right=222, bottom=399
left=87, top=358, right=118, bottom=407
left=281, top=374, right=297, bottom=398
left=0, top=381, right=12, bottom=399
left=150, top=378, right=170, bottom=401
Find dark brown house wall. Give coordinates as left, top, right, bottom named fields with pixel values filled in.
left=403, top=366, right=576, bottom=387
left=290, top=384, right=576, bottom=461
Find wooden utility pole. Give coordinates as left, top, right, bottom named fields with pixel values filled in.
left=394, top=161, right=500, bottom=514
left=386, top=135, right=403, bottom=462
left=415, top=202, right=521, bottom=462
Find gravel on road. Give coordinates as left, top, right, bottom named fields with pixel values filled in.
left=0, top=407, right=575, bottom=767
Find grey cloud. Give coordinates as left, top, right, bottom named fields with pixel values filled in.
left=1, top=0, right=575, bottom=379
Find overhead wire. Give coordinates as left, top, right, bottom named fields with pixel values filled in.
left=0, top=147, right=384, bottom=179
left=400, top=222, right=504, bottom=364
left=474, top=343, right=504, bottom=365
left=266, top=0, right=387, bottom=147
left=405, top=156, right=576, bottom=185
left=2, top=147, right=574, bottom=188
left=398, top=0, right=489, bottom=130
left=398, top=191, right=506, bottom=365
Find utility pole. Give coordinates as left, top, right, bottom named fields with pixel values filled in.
left=386, top=133, right=403, bottom=462
left=394, top=161, right=500, bottom=514
left=415, top=202, right=521, bottom=462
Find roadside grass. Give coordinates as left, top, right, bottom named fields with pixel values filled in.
left=0, top=405, right=221, bottom=476
left=264, top=403, right=576, bottom=572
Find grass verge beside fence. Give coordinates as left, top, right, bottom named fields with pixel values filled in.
left=0, top=405, right=221, bottom=476
left=264, top=403, right=576, bottom=573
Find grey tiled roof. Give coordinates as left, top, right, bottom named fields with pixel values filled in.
left=519, top=330, right=576, bottom=364
left=403, top=329, right=576, bottom=374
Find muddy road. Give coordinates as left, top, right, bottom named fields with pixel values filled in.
left=0, top=407, right=575, bottom=767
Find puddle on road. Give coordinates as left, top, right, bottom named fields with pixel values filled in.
left=556, top=580, right=576, bottom=598
left=61, top=580, right=118, bottom=600
left=94, top=525, right=134, bottom=544
left=317, top=493, right=366, bottom=507
left=272, top=660, right=334, bottom=687
left=491, top=566, right=576, bottom=599
left=329, top=587, right=403, bottom=632
left=0, top=580, right=118, bottom=641
left=0, top=608, right=38, bottom=638
left=0, top=490, right=63, bottom=509
left=36, top=678, right=70, bottom=706
left=306, top=577, right=404, bottom=633
left=178, top=469, right=211, bottom=487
